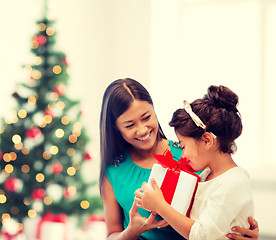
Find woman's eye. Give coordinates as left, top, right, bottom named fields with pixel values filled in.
left=143, top=115, right=151, bottom=121
left=125, top=124, right=134, bottom=129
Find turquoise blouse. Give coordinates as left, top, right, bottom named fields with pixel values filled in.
left=105, top=140, right=187, bottom=240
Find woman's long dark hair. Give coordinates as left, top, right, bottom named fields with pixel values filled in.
left=99, top=78, right=166, bottom=190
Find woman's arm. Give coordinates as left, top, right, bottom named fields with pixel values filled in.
left=227, top=216, right=259, bottom=240
left=101, top=176, right=167, bottom=240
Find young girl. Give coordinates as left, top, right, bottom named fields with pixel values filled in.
left=134, top=85, right=254, bottom=240
left=100, top=79, right=258, bottom=240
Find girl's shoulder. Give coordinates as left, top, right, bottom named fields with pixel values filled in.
left=210, top=167, right=251, bottom=192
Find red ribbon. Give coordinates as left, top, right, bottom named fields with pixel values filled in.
left=36, top=212, right=67, bottom=240
left=152, top=150, right=200, bottom=215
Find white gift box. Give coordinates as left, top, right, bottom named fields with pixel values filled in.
left=39, top=222, right=66, bottom=240
left=148, top=163, right=199, bottom=216
left=23, top=217, right=40, bottom=240
left=86, top=221, right=106, bottom=240
left=23, top=213, right=68, bottom=240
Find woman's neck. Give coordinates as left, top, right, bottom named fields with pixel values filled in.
left=128, top=138, right=169, bottom=167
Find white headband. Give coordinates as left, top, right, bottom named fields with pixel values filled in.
left=183, top=100, right=217, bottom=139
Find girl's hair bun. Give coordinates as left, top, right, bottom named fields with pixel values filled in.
left=205, top=85, right=239, bottom=112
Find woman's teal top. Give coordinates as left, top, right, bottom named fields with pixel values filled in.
left=105, top=140, right=189, bottom=240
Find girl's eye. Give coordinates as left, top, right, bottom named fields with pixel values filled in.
left=178, top=142, right=185, bottom=150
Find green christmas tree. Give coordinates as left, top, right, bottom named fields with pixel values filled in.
left=0, top=12, right=102, bottom=233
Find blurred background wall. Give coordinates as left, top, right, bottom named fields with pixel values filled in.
left=1, top=0, right=275, bottom=238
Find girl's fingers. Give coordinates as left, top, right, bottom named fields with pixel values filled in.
left=134, top=188, right=143, bottom=197
left=150, top=178, right=159, bottom=190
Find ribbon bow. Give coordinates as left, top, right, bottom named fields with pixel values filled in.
left=151, top=150, right=199, bottom=208
left=152, top=149, right=195, bottom=173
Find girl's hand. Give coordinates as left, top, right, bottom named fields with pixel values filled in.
left=127, top=200, right=168, bottom=236
left=134, top=178, right=166, bottom=213
left=227, top=216, right=259, bottom=239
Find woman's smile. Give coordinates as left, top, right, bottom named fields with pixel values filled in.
left=136, top=131, right=151, bottom=142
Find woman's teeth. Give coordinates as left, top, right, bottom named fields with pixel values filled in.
left=137, top=132, right=150, bottom=141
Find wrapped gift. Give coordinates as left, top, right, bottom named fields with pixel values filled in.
left=0, top=231, right=26, bottom=240
left=148, top=150, right=199, bottom=216
left=36, top=212, right=67, bottom=240
left=83, top=215, right=106, bottom=240
left=23, top=216, right=40, bottom=240
left=0, top=218, right=26, bottom=240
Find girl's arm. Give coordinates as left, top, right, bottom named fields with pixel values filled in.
left=227, top=217, right=259, bottom=240
left=135, top=178, right=256, bottom=240
left=135, top=179, right=194, bottom=239
left=101, top=176, right=167, bottom=240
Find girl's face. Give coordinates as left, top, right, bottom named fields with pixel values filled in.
left=115, top=100, right=159, bottom=151
left=175, top=131, right=208, bottom=172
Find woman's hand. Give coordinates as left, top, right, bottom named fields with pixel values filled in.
left=102, top=176, right=167, bottom=240
left=127, top=200, right=168, bottom=236
left=134, top=178, right=166, bottom=213
left=227, top=216, right=259, bottom=239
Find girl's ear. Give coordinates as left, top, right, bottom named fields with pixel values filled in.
left=201, top=132, right=214, bottom=148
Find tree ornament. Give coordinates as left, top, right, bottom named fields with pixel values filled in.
left=31, top=188, right=46, bottom=200
left=25, top=127, right=42, bottom=139
left=44, top=109, right=55, bottom=119
left=3, top=177, right=22, bottom=192
left=53, top=84, right=66, bottom=96
left=36, top=34, right=47, bottom=46
left=64, top=186, right=76, bottom=199
left=51, top=162, right=63, bottom=174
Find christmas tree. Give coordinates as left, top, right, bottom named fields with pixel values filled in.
left=0, top=9, right=102, bottom=234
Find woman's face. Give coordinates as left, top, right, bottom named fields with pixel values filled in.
left=115, top=99, right=159, bottom=151
left=175, top=131, right=208, bottom=172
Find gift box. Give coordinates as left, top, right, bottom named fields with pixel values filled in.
left=0, top=218, right=26, bottom=240
left=0, top=231, right=26, bottom=240
left=23, top=216, right=40, bottom=240
left=148, top=150, right=199, bottom=216
left=36, top=212, right=67, bottom=240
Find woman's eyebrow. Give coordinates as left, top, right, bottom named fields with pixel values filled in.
left=122, top=120, right=133, bottom=124
left=122, top=111, right=150, bottom=124
left=141, top=111, right=150, bottom=117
